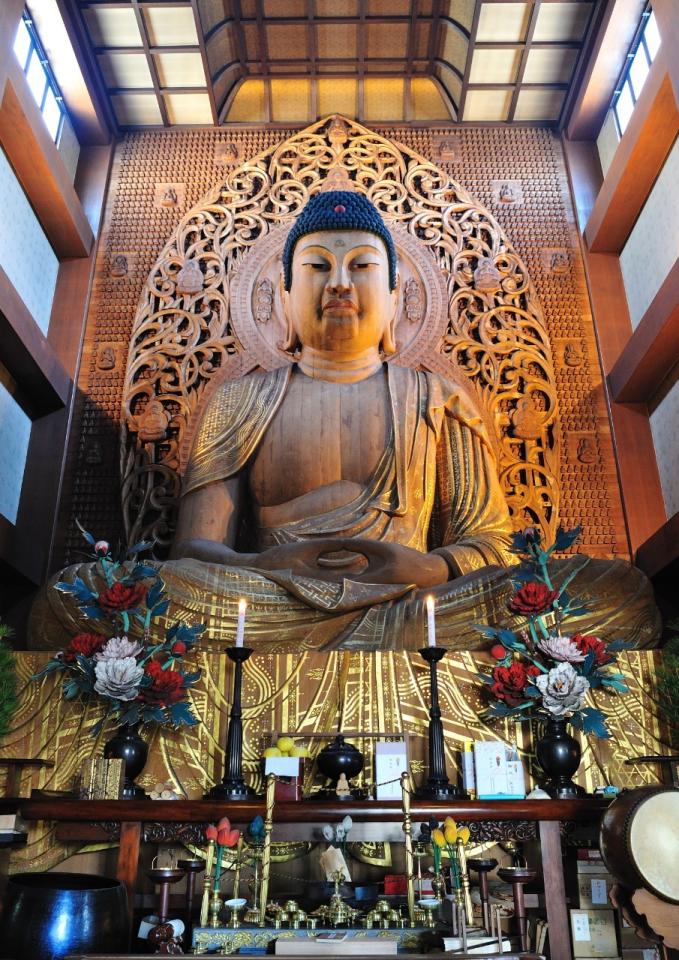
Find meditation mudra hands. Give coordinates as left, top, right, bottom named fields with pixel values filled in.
left=173, top=537, right=450, bottom=588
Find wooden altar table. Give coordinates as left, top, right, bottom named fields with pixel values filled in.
left=0, top=796, right=609, bottom=960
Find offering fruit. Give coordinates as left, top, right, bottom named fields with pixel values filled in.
left=276, top=736, right=295, bottom=753
left=263, top=747, right=282, bottom=758
left=289, top=746, right=308, bottom=758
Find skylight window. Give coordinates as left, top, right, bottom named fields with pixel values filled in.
left=13, top=12, right=65, bottom=144
left=613, top=9, right=661, bottom=136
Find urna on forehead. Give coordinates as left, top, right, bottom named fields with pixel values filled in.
left=282, top=190, right=398, bottom=291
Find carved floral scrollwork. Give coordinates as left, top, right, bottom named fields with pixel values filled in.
left=122, top=115, right=558, bottom=553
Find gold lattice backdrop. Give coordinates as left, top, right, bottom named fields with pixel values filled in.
left=2, top=649, right=669, bottom=872
left=58, top=122, right=626, bottom=569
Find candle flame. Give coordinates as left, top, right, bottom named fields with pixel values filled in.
left=238, top=598, right=247, bottom=614
left=426, top=595, right=435, bottom=612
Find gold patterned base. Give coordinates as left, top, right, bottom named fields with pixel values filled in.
left=1, top=648, right=671, bottom=874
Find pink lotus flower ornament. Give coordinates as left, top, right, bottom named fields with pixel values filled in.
left=537, top=633, right=585, bottom=663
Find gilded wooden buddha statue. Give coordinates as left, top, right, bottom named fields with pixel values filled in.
left=172, top=191, right=513, bottom=592
left=31, top=191, right=659, bottom=652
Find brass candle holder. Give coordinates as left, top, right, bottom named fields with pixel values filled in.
left=208, top=889, right=223, bottom=928
left=258, top=773, right=276, bottom=925
left=224, top=897, right=247, bottom=929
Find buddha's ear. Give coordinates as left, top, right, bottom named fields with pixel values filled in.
left=278, top=273, right=299, bottom=355
left=382, top=272, right=400, bottom=356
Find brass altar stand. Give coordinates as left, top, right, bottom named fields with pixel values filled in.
left=0, top=796, right=608, bottom=960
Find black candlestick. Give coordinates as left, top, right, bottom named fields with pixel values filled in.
left=414, top=646, right=465, bottom=800
left=206, top=646, right=256, bottom=800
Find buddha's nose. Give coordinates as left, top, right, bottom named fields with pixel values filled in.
left=327, top=261, right=352, bottom=292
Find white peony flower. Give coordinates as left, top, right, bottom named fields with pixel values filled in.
left=95, top=636, right=143, bottom=661
left=537, top=633, right=585, bottom=663
left=534, top=661, right=589, bottom=716
left=94, top=657, right=144, bottom=701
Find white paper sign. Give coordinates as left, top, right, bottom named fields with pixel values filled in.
left=591, top=878, right=608, bottom=905
left=573, top=913, right=591, bottom=942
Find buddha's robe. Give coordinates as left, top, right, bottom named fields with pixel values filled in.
left=29, top=366, right=661, bottom=652
left=182, top=363, right=514, bottom=577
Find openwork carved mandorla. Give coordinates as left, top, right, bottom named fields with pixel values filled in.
left=122, top=115, right=558, bottom=554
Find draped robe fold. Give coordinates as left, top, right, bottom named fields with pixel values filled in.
left=29, top=365, right=662, bottom=652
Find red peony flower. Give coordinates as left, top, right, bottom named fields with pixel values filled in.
left=508, top=581, right=558, bottom=616
left=98, top=581, right=147, bottom=614
left=490, top=644, right=507, bottom=660
left=490, top=662, right=540, bottom=707
left=138, top=660, right=185, bottom=706
left=205, top=825, right=218, bottom=841
left=572, top=634, right=611, bottom=666
left=63, top=633, right=106, bottom=663
left=171, top=641, right=187, bottom=656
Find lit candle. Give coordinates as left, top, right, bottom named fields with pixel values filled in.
left=235, top=598, right=247, bottom=647
left=426, top=595, right=436, bottom=647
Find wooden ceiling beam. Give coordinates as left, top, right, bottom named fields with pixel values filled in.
left=130, top=0, right=169, bottom=124
left=507, top=0, right=541, bottom=123
left=457, top=0, right=481, bottom=122
left=93, top=45, right=202, bottom=54
left=108, top=85, right=210, bottom=95
left=188, top=0, right=218, bottom=123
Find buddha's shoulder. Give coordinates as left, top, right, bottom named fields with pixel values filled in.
left=202, top=365, right=290, bottom=412
left=393, top=365, right=481, bottom=411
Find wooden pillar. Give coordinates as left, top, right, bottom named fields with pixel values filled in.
left=117, top=820, right=142, bottom=920
left=540, top=819, right=571, bottom=960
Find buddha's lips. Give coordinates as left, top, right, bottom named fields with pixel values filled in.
left=323, top=299, right=357, bottom=312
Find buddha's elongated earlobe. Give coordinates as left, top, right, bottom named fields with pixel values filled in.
left=278, top=273, right=300, bottom=356
left=381, top=273, right=400, bottom=356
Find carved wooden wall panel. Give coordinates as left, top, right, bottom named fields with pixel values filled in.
left=58, top=124, right=626, bottom=567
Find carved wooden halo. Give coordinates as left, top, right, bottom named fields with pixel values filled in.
left=122, top=114, right=559, bottom=553
left=228, top=220, right=449, bottom=372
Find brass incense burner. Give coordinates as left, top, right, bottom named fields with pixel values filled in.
left=311, top=872, right=362, bottom=928
left=267, top=900, right=308, bottom=929
left=363, top=899, right=404, bottom=929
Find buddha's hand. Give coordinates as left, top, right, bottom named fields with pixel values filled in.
left=252, top=538, right=450, bottom=587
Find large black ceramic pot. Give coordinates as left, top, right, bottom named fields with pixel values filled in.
left=316, top=735, right=364, bottom=798
left=536, top=716, right=585, bottom=798
left=103, top=722, right=148, bottom=799
left=0, top=872, right=129, bottom=959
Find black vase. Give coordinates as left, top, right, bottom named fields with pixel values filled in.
left=103, top=723, right=148, bottom=799
left=316, top=735, right=364, bottom=790
left=536, top=716, right=585, bottom=798
left=0, top=872, right=129, bottom=959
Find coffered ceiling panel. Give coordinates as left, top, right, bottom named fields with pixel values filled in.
left=71, top=0, right=600, bottom=128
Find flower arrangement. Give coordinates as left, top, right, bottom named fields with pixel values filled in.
left=431, top=817, right=470, bottom=892
left=478, top=526, right=630, bottom=737
left=206, top=817, right=241, bottom=891
left=33, top=524, right=204, bottom=734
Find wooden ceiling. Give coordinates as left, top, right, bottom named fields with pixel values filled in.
left=71, top=0, right=601, bottom=127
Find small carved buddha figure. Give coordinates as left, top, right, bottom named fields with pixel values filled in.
left=172, top=191, right=514, bottom=591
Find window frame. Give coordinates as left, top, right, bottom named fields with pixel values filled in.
left=13, top=11, right=66, bottom=145
left=612, top=5, right=660, bottom=138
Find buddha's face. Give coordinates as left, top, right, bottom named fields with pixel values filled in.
left=284, top=229, right=398, bottom=355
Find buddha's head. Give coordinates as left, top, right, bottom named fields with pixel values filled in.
left=281, top=191, right=399, bottom=358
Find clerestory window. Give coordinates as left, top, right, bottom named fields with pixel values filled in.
left=13, top=12, right=65, bottom=143
left=613, top=6, right=661, bottom=137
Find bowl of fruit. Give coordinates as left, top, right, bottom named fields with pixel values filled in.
left=261, top=736, right=309, bottom=800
